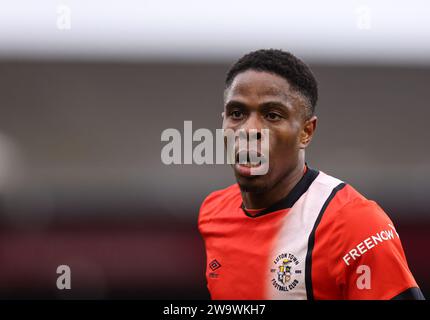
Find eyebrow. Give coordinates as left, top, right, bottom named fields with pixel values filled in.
left=259, top=101, right=289, bottom=110
left=224, top=100, right=247, bottom=109
left=225, top=100, right=290, bottom=111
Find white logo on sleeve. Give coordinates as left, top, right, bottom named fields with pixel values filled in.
left=356, top=265, right=371, bottom=290
left=342, top=225, right=399, bottom=266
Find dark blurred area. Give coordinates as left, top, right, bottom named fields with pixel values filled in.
left=0, top=61, right=428, bottom=299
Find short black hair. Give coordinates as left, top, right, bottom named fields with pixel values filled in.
left=225, top=49, right=318, bottom=117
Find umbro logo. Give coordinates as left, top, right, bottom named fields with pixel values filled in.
left=209, top=259, right=221, bottom=271
left=209, top=259, right=221, bottom=279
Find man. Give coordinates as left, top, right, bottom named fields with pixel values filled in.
left=198, top=49, right=424, bottom=300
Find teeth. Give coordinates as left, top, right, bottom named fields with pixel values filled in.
left=240, top=162, right=261, bottom=168
left=236, top=150, right=264, bottom=167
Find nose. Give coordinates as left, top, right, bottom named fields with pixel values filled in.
left=241, top=113, right=262, bottom=140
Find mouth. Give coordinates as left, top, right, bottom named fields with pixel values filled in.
left=234, top=149, right=268, bottom=177
left=235, top=150, right=263, bottom=167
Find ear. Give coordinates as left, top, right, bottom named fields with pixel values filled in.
left=299, top=116, right=317, bottom=149
left=221, top=111, right=225, bottom=118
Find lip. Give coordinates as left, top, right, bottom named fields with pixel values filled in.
left=234, top=162, right=270, bottom=177
left=234, top=163, right=254, bottom=177
left=234, top=149, right=268, bottom=177
left=235, top=149, right=263, bottom=162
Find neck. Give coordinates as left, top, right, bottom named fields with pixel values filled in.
left=241, top=157, right=306, bottom=210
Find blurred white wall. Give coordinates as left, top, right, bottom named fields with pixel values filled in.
left=0, top=0, right=430, bottom=64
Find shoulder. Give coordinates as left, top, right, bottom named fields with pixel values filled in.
left=314, top=177, right=420, bottom=299
left=315, top=173, right=395, bottom=243
left=326, top=182, right=393, bottom=234
left=325, top=191, right=419, bottom=299
left=198, top=183, right=241, bottom=220
left=200, top=183, right=241, bottom=208
left=312, top=170, right=387, bottom=225
left=314, top=173, right=398, bottom=261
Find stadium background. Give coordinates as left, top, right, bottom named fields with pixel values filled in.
left=0, top=0, right=429, bottom=299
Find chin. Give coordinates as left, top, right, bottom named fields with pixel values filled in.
left=236, top=175, right=270, bottom=193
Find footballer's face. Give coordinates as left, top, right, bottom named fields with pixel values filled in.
left=223, top=70, right=315, bottom=193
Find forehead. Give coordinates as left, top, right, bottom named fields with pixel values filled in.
left=225, top=70, right=294, bottom=102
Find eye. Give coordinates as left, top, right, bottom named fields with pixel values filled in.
left=265, top=112, right=282, bottom=121
left=230, top=110, right=244, bottom=120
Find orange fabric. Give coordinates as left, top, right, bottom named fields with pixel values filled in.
left=198, top=184, right=288, bottom=299
left=312, top=184, right=418, bottom=300
left=198, top=180, right=418, bottom=300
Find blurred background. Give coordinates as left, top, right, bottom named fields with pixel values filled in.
left=0, top=0, right=429, bottom=299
